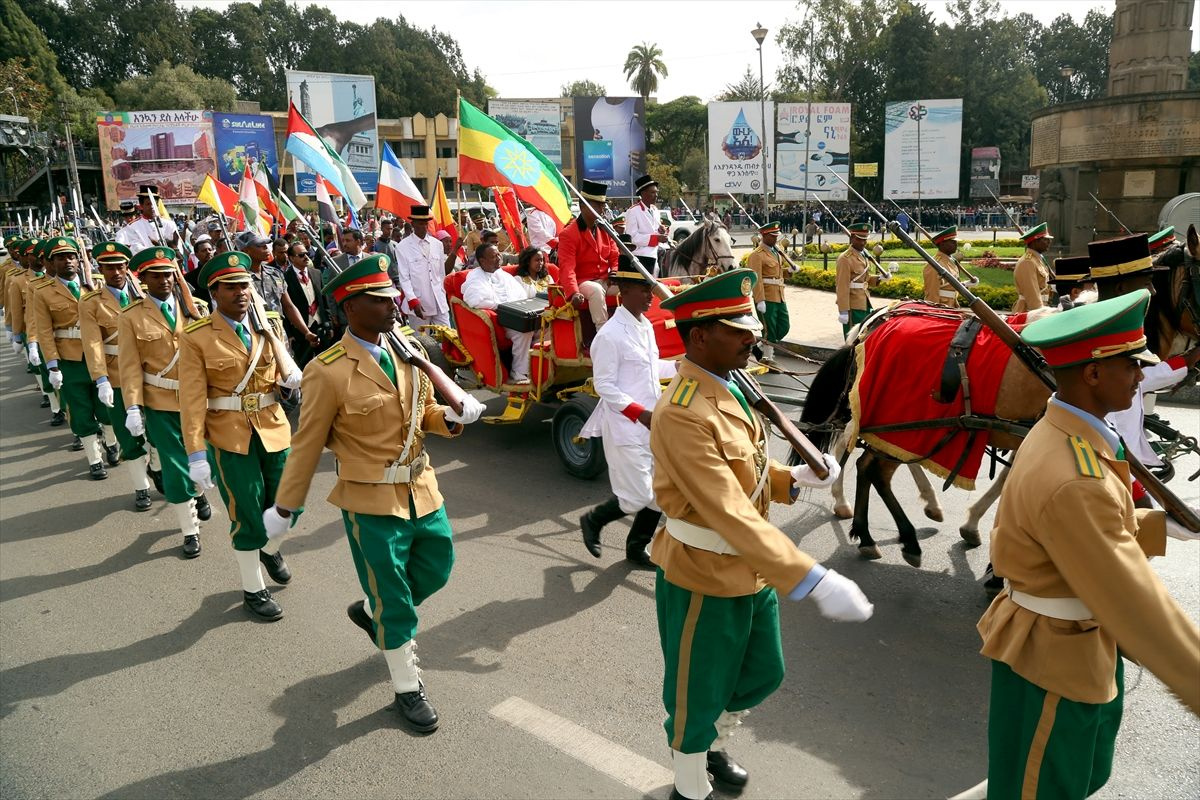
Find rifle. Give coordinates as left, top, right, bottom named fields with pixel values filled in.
left=824, top=168, right=1200, bottom=532
left=984, top=185, right=1024, bottom=234
left=142, top=186, right=199, bottom=320
left=813, top=195, right=892, bottom=280
left=884, top=197, right=979, bottom=284
left=725, top=193, right=804, bottom=274
left=1088, top=192, right=1131, bottom=235
left=678, top=197, right=701, bottom=224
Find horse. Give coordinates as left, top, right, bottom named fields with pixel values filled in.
left=1151, top=224, right=1200, bottom=356
left=664, top=219, right=735, bottom=277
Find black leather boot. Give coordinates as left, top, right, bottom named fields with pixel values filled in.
left=580, top=495, right=625, bottom=558
left=104, top=442, right=120, bottom=466
left=243, top=589, right=283, bottom=621
left=194, top=493, right=212, bottom=521
left=134, top=489, right=152, bottom=511
left=395, top=683, right=439, bottom=733
left=707, top=750, right=749, bottom=788
left=147, top=466, right=164, bottom=495
left=50, top=411, right=66, bottom=427
left=89, top=462, right=108, bottom=481
left=624, top=507, right=661, bottom=570
left=259, top=549, right=292, bottom=584
left=346, top=600, right=376, bottom=644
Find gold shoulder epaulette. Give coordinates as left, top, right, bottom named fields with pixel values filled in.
left=184, top=316, right=212, bottom=333
left=31, top=276, right=55, bottom=289
left=5, top=266, right=21, bottom=277
left=265, top=310, right=281, bottom=320
left=317, top=343, right=346, bottom=364
left=121, top=301, right=142, bottom=313
left=80, top=289, right=101, bottom=302
left=1068, top=435, right=1105, bottom=479
left=669, top=377, right=699, bottom=407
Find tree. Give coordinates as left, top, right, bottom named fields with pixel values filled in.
left=0, top=0, right=67, bottom=95
left=1191, top=50, right=1200, bottom=91
left=718, top=66, right=769, bottom=101
left=112, top=62, right=236, bottom=112
left=645, top=95, right=706, bottom=166
left=645, top=153, right=680, bottom=204
left=1027, top=10, right=1112, bottom=104
left=623, top=42, right=667, bottom=103
left=560, top=79, right=607, bottom=98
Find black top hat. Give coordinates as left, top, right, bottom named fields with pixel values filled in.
left=612, top=234, right=651, bottom=283
left=119, top=199, right=136, bottom=213
left=409, top=205, right=432, bottom=221
left=1087, top=233, right=1164, bottom=281
left=1051, top=255, right=1090, bottom=291
left=634, top=175, right=658, bottom=194
left=136, top=185, right=159, bottom=199
left=579, top=180, right=608, bottom=203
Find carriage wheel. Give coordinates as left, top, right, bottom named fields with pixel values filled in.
left=552, top=396, right=607, bottom=480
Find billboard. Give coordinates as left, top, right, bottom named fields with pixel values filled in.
left=572, top=97, right=646, bottom=197
left=488, top=100, right=563, bottom=167
left=775, top=102, right=851, bottom=201
left=95, top=110, right=216, bottom=209
left=211, top=112, right=280, bottom=187
left=285, top=70, right=379, bottom=195
left=707, top=101, right=774, bottom=195
left=969, top=146, right=1000, bottom=199
left=883, top=98, right=963, bottom=200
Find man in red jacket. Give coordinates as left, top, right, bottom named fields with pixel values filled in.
left=557, top=179, right=619, bottom=331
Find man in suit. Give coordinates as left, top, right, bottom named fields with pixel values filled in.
left=282, top=240, right=325, bottom=366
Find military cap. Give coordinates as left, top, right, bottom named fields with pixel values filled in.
left=1087, top=233, right=1162, bottom=280
left=119, top=199, right=137, bottom=213
left=92, top=241, right=132, bottom=264
left=8, top=237, right=26, bottom=254
left=236, top=230, right=270, bottom=250
left=1021, top=289, right=1158, bottom=368
left=931, top=225, right=957, bottom=244
left=136, top=185, right=160, bottom=199
left=199, top=251, right=253, bottom=287
left=129, top=246, right=178, bottom=274
left=758, top=221, right=781, bottom=235
left=633, top=174, right=658, bottom=194
left=579, top=180, right=608, bottom=203
left=612, top=214, right=626, bottom=226
left=1051, top=255, right=1090, bottom=293
left=322, top=254, right=399, bottom=305
left=1020, top=222, right=1053, bottom=243
left=611, top=234, right=651, bottom=284
left=409, top=205, right=432, bottom=221
left=846, top=222, right=870, bottom=237
left=660, top=267, right=762, bottom=332
left=23, top=237, right=41, bottom=256
left=44, top=236, right=80, bottom=258
left=1147, top=226, right=1175, bottom=253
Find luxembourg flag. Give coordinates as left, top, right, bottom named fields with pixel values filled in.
left=376, top=142, right=424, bottom=219
left=284, top=101, right=368, bottom=210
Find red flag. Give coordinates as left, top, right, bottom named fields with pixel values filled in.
left=430, top=177, right=458, bottom=242
left=492, top=187, right=527, bottom=251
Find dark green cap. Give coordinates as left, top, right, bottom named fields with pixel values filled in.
left=92, top=241, right=133, bottom=263
left=199, top=251, right=253, bottom=287
left=1020, top=289, right=1158, bottom=367
left=323, top=254, right=399, bottom=305
left=659, top=267, right=761, bottom=332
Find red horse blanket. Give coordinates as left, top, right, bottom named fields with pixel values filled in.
left=848, top=304, right=1022, bottom=490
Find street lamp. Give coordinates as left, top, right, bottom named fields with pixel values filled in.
left=1059, top=64, right=1075, bottom=103
left=751, top=23, right=769, bottom=225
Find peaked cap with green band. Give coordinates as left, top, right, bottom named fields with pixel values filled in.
left=660, top=267, right=761, bottom=332
left=758, top=221, right=780, bottom=234
left=323, top=254, right=400, bottom=305
left=846, top=222, right=870, bottom=236
left=932, top=225, right=957, bottom=244
left=129, top=246, right=178, bottom=274
left=1147, top=226, right=1175, bottom=252
left=92, top=241, right=132, bottom=263
left=1020, top=288, right=1158, bottom=368
left=44, top=236, right=80, bottom=258
left=1020, top=222, right=1052, bottom=243
left=199, top=251, right=253, bottom=287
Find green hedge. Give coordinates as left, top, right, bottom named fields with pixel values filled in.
left=781, top=266, right=1019, bottom=310
left=791, top=237, right=1025, bottom=255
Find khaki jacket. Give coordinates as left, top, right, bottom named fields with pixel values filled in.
left=118, top=296, right=184, bottom=411
left=835, top=248, right=877, bottom=312
left=6, top=270, right=32, bottom=337
left=274, top=329, right=460, bottom=518
left=179, top=313, right=291, bottom=456
left=747, top=245, right=785, bottom=304
left=978, top=400, right=1199, bottom=712
left=649, top=359, right=811, bottom=597
left=29, top=278, right=84, bottom=363
left=79, top=287, right=125, bottom=384
left=1012, top=249, right=1048, bottom=312
left=1, top=265, right=19, bottom=326
left=924, top=251, right=961, bottom=307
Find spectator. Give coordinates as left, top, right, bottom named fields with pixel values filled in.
left=514, top=246, right=552, bottom=297
left=462, top=243, right=533, bottom=384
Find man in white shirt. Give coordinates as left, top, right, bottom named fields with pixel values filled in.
left=579, top=242, right=677, bottom=569
left=395, top=205, right=452, bottom=326
left=462, top=243, right=533, bottom=383
left=116, top=186, right=180, bottom=255
left=625, top=174, right=670, bottom=276
left=525, top=208, right=557, bottom=254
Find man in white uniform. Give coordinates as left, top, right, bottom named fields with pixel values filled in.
left=462, top=243, right=534, bottom=384
left=625, top=175, right=670, bottom=276
left=525, top=208, right=557, bottom=254
left=580, top=241, right=677, bottom=569
left=116, top=186, right=180, bottom=255
left=395, top=205, right=452, bottom=326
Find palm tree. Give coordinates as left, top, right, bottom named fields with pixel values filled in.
left=624, top=42, right=668, bottom=104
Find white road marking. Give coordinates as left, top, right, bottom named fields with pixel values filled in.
left=489, top=696, right=673, bottom=795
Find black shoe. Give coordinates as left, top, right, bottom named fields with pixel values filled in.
left=148, top=467, right=164, bottom=495
left=669, top=790, right=715, bottom=800
left=347, top=600, right=377, bottom=644
left=707, top=750, right=749, bottom=789
left=580, top=512, right=603, bottom=558
left=624, top=508, right=662, bottom=570
left=194, top=493, right=212, bottom=521
left=394, top=683, right=439, bottom=733
left=89, top=462, right=108, bottom=480
left=259, top=549, right=292, bottom=584
left=104, top=442, right=120, bottom=466
left=50, top=411, right=66, bottom=427
left=134, top=489, right=152, bottom=511
left=70, top=435, right=84, bottom=451
left=243, top=588, right=283, bottom=621
left=625, top=549, right=655, bottom=571
left=39, top=395, right=50, bottom=408
left=182, top=534, right=201, bottom=559
left=581, top=496, right=624, bottom=558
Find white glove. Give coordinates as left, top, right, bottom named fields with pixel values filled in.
left=263, top=506, right=292, bottom=540
left=278, top=371, right=302, bottom=390
left=48, top=369, right=63, bottom=390
left=791, top=453, right=841, bottom=489
left=96, top=380, right=114, bottom=407
left=11, top=338, right=22, bottom=357
left=189, top=459, right=215, bottom=490
left=967, top=275, right=981, bottom=287
left=27, top=343, right=40, bottom=366
left=1166, top=516, right=1200, bottom=542
left=837, top=311, right=849, bottom=326
left=125, top=406, right=145, bottom=437
left=445, top=394, right=485, bottom=425
left=756, top=300, right=767, bottom=314
left=809, top=569, right=874, bottom=622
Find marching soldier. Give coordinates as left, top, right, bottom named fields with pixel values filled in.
left=1147, top=225, right=1176, bottom=259
left=746, top=221, right=788, bottom=363
left=834, top=222, right=878, bottom=338
left=266, top=255, right=485, bottom=732
left=651, top=269, right=871, bottom=800
left=1012, top=222, right=1053, bottom=312
left=179, top=253, right=302, bottom=621
left=625, top=174, right=670, bottom=275
left=8, top=238, right=62, bottom=418
left=925, top=226, right=963, bottom=307
left=119, top=247, right=212, bottom=558
left=80, top=241, right=154, bottom=510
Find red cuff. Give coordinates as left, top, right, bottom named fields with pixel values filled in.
left=648, top=235, right=660, bottom=247
left=1166, top=356, right=1187, bottom=371
left=621, top=402, right=645, bottom=422
left=408, top=298, right=421, bottom=309
left=1131, top=478, right=1147, bottom=502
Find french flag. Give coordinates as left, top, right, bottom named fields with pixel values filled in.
left=376, top=142, right=425, bottom=220
left=285, top=101, right=367, bottom=211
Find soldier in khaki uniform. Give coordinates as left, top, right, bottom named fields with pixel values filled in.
left=266, top=255, right=485, bottom=732
left=80, top=241, right=154, bottom=510
left=179, top=252, right=302, bottom=622
left=834, top=222, right=878, bottom=338
left=119, top=247, right=212, bottom=558
left=651, top=269, right=871, bottom=800
left=8, top=238, right=62, bottom=417
left=965, top=289, right=1200, bottom=800
left=1012, top=222, right=1052, bottom=312
left=925, top=225, right=964, bottom=307
left=746, top=221, right=788, bottom=363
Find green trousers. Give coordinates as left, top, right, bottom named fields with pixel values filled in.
left=32, top=345, right=52, bottom=391
left=105, top=387, right=146, bottom=461
left=342, top=502, right=455, bottom=651
left=58, top=358, right=102, bottom=439
left=763, top=300, right=790, bottom=343
left=842, top=307, right=872, bottom=338
left=987, top=659, right=1123, bottom=800
left=208, top=432, right=293, bottom=552
left=144, top=407, right=196, bottom=505
left=656, top=570, right=785, bottom=753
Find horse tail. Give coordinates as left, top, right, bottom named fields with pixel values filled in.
left=799, top=343, right=857, bottom=453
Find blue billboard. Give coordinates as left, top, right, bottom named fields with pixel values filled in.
left=211, top=113, right=280, bottom=187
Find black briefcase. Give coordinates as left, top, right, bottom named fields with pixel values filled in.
left=496, top=297, right=549, bottom=332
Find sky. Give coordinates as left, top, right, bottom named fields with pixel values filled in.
left=180, top=1, right=1199, bottom=103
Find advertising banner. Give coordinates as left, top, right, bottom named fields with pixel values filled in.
left=572, top=97, right=646, bottom=197
left=775, top=102, right=851, bottom=201
left=854, top=162, right=878, bottom=178
left=95, top=109, right=216, bottom=209
left=285, top=70, right=379, bottom=195
left=883, top=98, right=963, bottom=200
left=211, top=112, right=280, bottom=187
left=969, top=146, right=1001, bottom=199
left=707, top=101, right=774, bottom=195
left=488, top=100, right=563, bottom=167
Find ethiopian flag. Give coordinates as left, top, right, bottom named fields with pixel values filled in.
left=458, top=98, right=571, bottom=230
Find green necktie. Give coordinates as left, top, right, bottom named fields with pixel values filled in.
left=117, top=289, right=130, bottom=308
left=378, top=346, right=397, bottom=386
left=233, top=321, right=252, bottom=351
left=726, top=379, right=753, bottom=421
left=160, top=301, right=175, bottom=329
left=67, top=280, right=80, bottom=299
left=1115, top=439, right=1126, bottom=461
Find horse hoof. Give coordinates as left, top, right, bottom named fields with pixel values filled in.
left=924, top=507, right=944, bottom=523
left=959, top=527, right=982, bottom=547
left=902, top=550, right=922, bottom=568
left=833, top=503, right=853, bottom=520
left=858, top=545, right=883, bottom=560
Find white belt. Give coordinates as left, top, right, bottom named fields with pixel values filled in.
left=143, top=371, right=179, bottom=391
left=1009, top=588, right=1093, bottom=621
left=103, top=344, right=119, bottom=356
left=53, top=327, right=81, bottom=339
left=336, top=451, right=429, bottom=484
left=666, top=518, right=739, bottom=556
left=939, top=289, right=957, bottom=298
left=208, top=392, right=277, bottom=412
left=849, top=281, right=866, bottom=289
left=762, top=278, right=784, bottom=286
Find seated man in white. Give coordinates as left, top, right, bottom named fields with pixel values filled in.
left=461, top=243, right=534, bottom=384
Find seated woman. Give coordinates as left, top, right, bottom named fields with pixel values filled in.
left=514, top=246, right=553, bottom=298
left=462, top=243, right=534, bottom=384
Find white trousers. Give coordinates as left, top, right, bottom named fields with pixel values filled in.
left=604, top=438, right=657, bottom=515
left=579, top=281, right=615, bottom=329
left=504, top=328, right=534, bottom=380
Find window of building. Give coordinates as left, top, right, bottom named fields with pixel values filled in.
left=436, top=140, right=456, bottom=159
left=393, top=140, right=425, bottom=159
